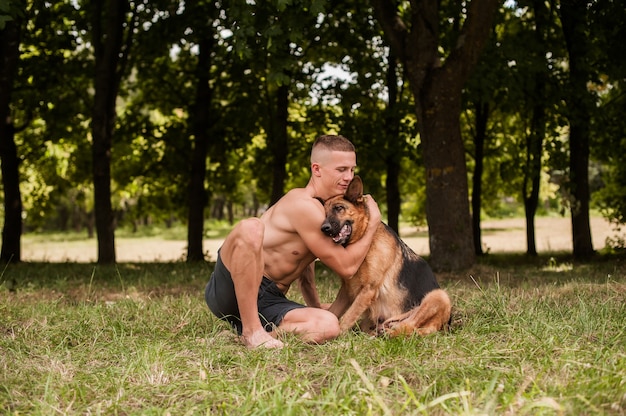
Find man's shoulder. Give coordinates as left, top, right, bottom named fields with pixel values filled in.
left=262, top=187, right=324, bottom=239
left=274, top=187, right=324, bottom=218
left=279, top=187, right=315, bottom=204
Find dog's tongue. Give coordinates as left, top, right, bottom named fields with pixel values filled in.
left=333, top=224, right=351, bottom=243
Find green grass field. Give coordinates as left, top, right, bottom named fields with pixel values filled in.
left=1, top=254, right=625, bottom=415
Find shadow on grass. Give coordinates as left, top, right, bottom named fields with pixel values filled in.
left=1, top=251, right=625, bottom=298
left=0, top=261, right=216, bottom=296
left=313, top=250, right=626, bottom=289
left=434, top=250, right=626, bottom=290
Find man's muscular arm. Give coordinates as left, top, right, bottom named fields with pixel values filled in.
left=294, top=194, right=382, bottom=280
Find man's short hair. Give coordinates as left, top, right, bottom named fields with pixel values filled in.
left=311, top=135, right=355, bottom=163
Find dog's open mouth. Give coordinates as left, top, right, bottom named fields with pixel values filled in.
left=332, top=223, right=352, bottom=244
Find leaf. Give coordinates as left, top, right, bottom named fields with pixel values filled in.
left=0, top=15, right=12, bottom=30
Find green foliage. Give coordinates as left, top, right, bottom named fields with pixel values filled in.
left=594, top=161, right=626, bottom=225
left=4, top=0, right=626, bottom=244
left=14, top=1, right=93, bottom=232
left=463, top=2, right=570, bottom=220
left=0, top=0, right=24, bottom=29
left=589, top=0, right=626, bottom=226
left=1, top=256, right=625, bottom=413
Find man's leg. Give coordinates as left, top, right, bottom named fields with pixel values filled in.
left=279, top=308, right=341, bottom=344
left=219, top=218, right=283, bottom=349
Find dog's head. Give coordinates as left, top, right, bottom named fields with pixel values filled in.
left=320, top=176, right=369, bottom=246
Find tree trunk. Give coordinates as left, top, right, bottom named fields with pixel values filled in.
left=569, top=110, right=593, bottom=257
left=0, top=18, right=22, bottom=263
left=472, top=102, right=488, bottom=256
left=187, top=37, right=214, bottom=262
left=523, top=73, right=546, bottom=257
left=269, top=83, right=289, bottom=206
left=384, top=53, right=401, bottom=234
left=373, top=0, right=498, bottom=270
left=522, top=0, right=549, bottom=257
left=420, top=78, right=475, bottom=270
left=523, top=115, right=540, bottom=259
left=559, top=0, right=594, bottom=258
left=91, top=0, right=128, bottom=264
left=385, top=160, right=401, bottom=233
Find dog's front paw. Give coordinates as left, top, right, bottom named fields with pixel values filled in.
left=381, top=317, right=410, bottom=336
left=382, top=316, right=403, bottom=328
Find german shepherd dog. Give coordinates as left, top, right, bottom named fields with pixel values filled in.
left=320, top=176, right=451, bottom=336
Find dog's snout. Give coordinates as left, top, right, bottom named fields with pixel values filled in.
left=321, top=222, right=332, bottom=234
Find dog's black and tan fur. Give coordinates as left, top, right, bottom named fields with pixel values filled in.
left=321, top=176, right=451, bottom=336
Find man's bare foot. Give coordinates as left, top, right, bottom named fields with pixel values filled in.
left=241, top=330, right=284, bottom=349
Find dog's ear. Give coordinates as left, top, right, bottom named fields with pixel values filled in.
left=313, top=196, right=325, bottom=205
left=345, top=176, right=364, bottom=203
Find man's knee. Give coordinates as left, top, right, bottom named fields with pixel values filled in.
left=319, top=312, right=341, bottom=341
left=280, top=308, right=340, bottom=343
left=309, top=310, right=341, bottom=343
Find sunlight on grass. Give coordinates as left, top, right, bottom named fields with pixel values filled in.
left=541, top=256, right=574, bottom=272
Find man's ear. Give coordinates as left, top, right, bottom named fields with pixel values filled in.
left=311, top=163, right=321, bottom=177
left=344, top=176, right=364, bottom=203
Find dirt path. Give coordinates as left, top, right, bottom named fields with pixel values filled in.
left=400, top=216, right=617, bottom=256
left=22, top=216, right=619, bottom=263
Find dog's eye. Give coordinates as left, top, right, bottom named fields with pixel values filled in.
left=333, top=205, right=345, bottom=213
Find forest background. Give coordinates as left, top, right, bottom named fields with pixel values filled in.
left=1, top=0, right=625, bottom=271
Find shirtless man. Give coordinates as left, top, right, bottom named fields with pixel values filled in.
left=204, top=135, right=381, bottom=348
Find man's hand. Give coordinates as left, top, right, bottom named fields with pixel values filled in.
left=364, top=194, right=381, bottom=224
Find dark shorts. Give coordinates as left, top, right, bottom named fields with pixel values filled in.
left=204, top=251, right=306, bottom=334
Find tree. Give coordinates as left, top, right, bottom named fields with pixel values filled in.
left=464, top=0, right=569, bottom=257
left=169, top=1, right=222, bottom=262
left=229, top=0, right=326, bottom=205
left=461, top=7, right=517, bottom=257
left=311, top=2, right=417, bottom=234
left=120, top=1, right=215, bottom=261
left=0, top=1, right=23, bottom=262
left=521, top=0, right=557, bottom=256
left=20, top=1, right=98, bottom=238
left=469, top=101, right=489, bottom=256
left=558, top=0, right=594, bottom=258
left=586, top=0, right=626, bottom=236
left=11, top=0, right=626, bottom=266
left=372, top=0, right=499, bottom=270
left=88, top=0, right=132, bottom=264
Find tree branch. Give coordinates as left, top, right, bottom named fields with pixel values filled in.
left=371, top=0, right=408, bottom=62
left=445, top=0, right=501, bottom=84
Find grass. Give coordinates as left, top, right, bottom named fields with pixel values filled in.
left=1, top=254, right=625, bottom=415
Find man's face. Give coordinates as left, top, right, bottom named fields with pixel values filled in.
left=318, top=151, right=356, bottom=197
